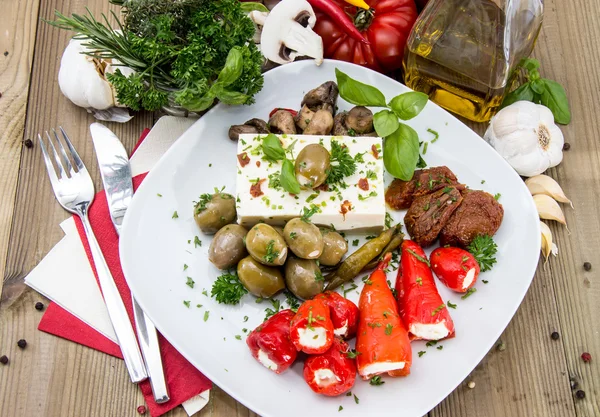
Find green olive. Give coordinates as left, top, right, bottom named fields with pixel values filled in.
left=284, top=257, right=324, bottom=300
left=318, top=229, right=348, bottom=266
left=283, top=218, right=324, bottom=259
left=246, top=223, right=288, bottom=266
left=272, top=226, right=285, bottom=237
left=295, top=144, right=330, bottom=189
left=194, top=192, right=236, bottom=234
left=237, top=256, right=285, bottom=298
left=208, top=224, right=248, bottom=270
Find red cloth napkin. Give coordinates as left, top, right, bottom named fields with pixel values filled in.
left=38, top=130, right=212, bottom=417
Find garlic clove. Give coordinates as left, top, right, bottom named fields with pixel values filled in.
left=526, top=175, right=573, bottom=208
left=540, top=221, right=558, bottom=262
left=533, top=194, right=567, bottom=227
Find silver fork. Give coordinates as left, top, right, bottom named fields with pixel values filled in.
left=38, top=127, right=148, bottom=384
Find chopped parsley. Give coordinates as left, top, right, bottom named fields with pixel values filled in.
left=183, top=263, right=188, bottom=271
left=418, top=351, right=426, bottom=357
left=343, top=283, right=358, bottom=298
left=172, top=211, right=179, bottom=219
left=467, top=235, right=498, bottom=272
left=437, top=345, right=444, bottom=350
left=365, top=170, right=377, bottom=180
left=482, top=279, right=489, bottom=284
left=268, top=172, right=282, bottom=191
left=194, top=236, right=202, bottom=248
left=211, top=272, right=248, bottom=305
left=264, top=299, right=281, bottom=321
left=338, top=406, right=343, bottom=412
left=447, top=300, right=457, bottom=309
left=326, top=140, right=357, bottom=187
left=289, top=232, right=297, bottom=240
left=494, top=193, right=501, bottom=200
left=362, top=276, right=373, bottom=285
left=427, top=128, right=440, bottom=143
left=156, top=193, right=162, bottom=197
left=202, top=289, right=208, bottom=296
left=194, top=193, right=212, bottom=214
left=385, top=323, right=393, bottom=335
left=353, top=394, right=359, bottom=404
left=385, top=212, right=394, bottom=229
left=263, top=240, right=280, bottom=263
left=186, top=277, right=195, bottom=288
left=370, top=376, right=385, bottom=386
left=315, top=270, right=325, bottom=282
left=243, top=316, right=249, bottom=322
left=461, top=288, right=477, bottom=299
left=481, top=179, right=486, bottom=184
left=346, top=349, right=361, bottom=359
left=196, top=304, right=203, bottom=308
left=284, top=289, right=300, bottom=312
left=407, top=249, right=430, bottom=266
left=203, top=311, right=210, bottom=322
left=442, top=186, right=453, bottom=194
left=301, top=204, right=321, bottom=222
left=183, top=300, right=190, bottom=308
left=235, top=335, right=242, bottom=341
left=422, top=141, right=429, bottom=155
left=431, top=304, right=446, bottom=316
left=426, top=340, right=438, bottom=347
left=306, top=193, right=319, bottom=203
left=358, top=191, right=378, bottom=201
left=367, top=321, right=382, bottom=328
left=416, top=277, right=423, bottom=286
left=352, top=239, right=359, bottom=246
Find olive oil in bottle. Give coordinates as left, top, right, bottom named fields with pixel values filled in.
left=403, top=0, right=543, bottom=122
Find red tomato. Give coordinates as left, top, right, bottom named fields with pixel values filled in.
left=430, top=247, right=480, bottom=293
left=313, top=0, right=418, bottom=73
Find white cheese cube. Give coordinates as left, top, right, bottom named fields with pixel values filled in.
left=235, top=134, right=385, bottom=232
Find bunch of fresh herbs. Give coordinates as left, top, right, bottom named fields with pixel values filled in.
left=48, top=0, right=263, bottom=112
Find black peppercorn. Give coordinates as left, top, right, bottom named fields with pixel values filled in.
left=3, top=51, right=8, bottom=57
left=0, top=355, right=8, bottom=365
left=17, top=339, right=27, bottom=349
left=35, top=302, right=44, bottom=311
left=575, top=390, right=586, bottom=399
left=563, top=142, right=571, bottom=151
left=583, top=262, right=592, bottom=271
left=24, top=139, right=33, bottom=149
left=551, top=331, right=560, bottom=340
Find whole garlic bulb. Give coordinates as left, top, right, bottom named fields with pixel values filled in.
left=58, top=37, right=134, bottom=122
left=484, top=101, right=564, bottom=177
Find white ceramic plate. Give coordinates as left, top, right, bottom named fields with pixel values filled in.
left=120, top=60, right=540, bottom=417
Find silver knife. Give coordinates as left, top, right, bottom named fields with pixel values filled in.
left=91, top=123, right=170, bottom=403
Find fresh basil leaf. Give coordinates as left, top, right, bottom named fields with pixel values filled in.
left=217, top=47, right=244, bottom=86
left=540, top=78, right=571, bottom=124
left=280, top=158, right=301, bottom=194
left=388, top=92, right=428, bottom=120
left=239, top=2, right=269, bottom=13
left=383, top=123, right=420, bottom=181
left=530, top=78, right=545, bottom=94
left=215, top=89, right=250, bottom=105
left=520, top=58, right=540, bottom=72
left=181, top=92, right=215, bottom=112
left=500, top=83, right=534, bottom=109
left=335, top=68, right=386, bottom=107
left=373, top=110, right=399, bottom=137
left=262, top=133, right=286, bottom=161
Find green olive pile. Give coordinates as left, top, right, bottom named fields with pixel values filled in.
left=196, top=192, right=349, bottom=300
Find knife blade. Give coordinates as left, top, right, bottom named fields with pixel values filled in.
left=91, top=123, right=170, bottom=403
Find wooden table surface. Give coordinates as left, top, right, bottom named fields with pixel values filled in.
left=1, top=0, right=598, bottom=416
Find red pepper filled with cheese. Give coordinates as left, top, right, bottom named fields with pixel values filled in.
left=303, top=338, right=357, bottom=396
left=246, top=309, right=297, bottom=374
left=290, top=299, right=334, bottom=354
left=315, top=291, right=359, bottom=339
left=396, top=240, right=455, bottom=341
left=430, top=247, right=480, bottom=293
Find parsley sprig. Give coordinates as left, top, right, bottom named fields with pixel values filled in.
left=467, top=235, right=498, bottom=272
left=211, top=272, right=248, bottom=305
left=326, top=140, right=358, bottom=187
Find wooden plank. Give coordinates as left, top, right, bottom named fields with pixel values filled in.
left=0, top=0, right=40, bottom=296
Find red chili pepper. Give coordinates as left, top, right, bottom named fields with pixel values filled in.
left=246, top=309, right=297, bottom=374
left=307, top=0, right=370, bottom=45
left=315, top=291, right=359, bottom=339
left=303, top=337, right=357, bottom=396
left=430, top=247, right=480, bottom=293
left=268, top=108, right=298, bottom=118
left=290, top=299, right=334, bottom=354
left=356, top=253, right=412, bottom=379
left=396, top=240, right=455, bottom=341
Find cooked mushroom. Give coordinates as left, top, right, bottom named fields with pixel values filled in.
left=332, top=111, right=349, bottom=136
left=295, top=104, right=315, bottom=131
left=269, top=110, right=297, bottom=134
left=303, top=109, right=333, bottom=135
left=260, top=0, right=323, bottom=65
left=228, top=118, right=270, bottom=141
left=248, top=10, right=269, bottom=44
left=346, top=106, right=374, bottom=134
left=301, top=81, right=338, bottom=114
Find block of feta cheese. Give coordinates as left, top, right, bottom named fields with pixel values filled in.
left=236, top=133, right=385, bottom=232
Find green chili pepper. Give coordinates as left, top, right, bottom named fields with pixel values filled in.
left=362, top=227, right=404, bottom=271
left=324, top=226, right=397, bottom=291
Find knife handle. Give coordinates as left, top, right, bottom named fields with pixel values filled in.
left=80, top=214, right=148, bottom=383
left=132, top=296, right=170, bottom=403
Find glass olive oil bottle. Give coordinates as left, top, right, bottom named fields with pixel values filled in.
left=403, top=0, right=543, bottom=122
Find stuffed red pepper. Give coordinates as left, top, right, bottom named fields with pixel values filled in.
left=291, top=299, right=334, bottom=354
left=315, top=291, right=359, bottom=339
left=356, top=253, right=412, bottom=379
left=396, top=240, right=455, bottom=341
left=303, top=338, right=357, bottom=396
left=246, top=309, right=297, bottom=374
left=430, top=247, right=480, bottom=293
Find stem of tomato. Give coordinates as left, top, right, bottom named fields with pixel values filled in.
left=354, top=8, right=375, bottom=32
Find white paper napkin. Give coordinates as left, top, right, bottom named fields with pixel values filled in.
left=24, top=116, right=209, bottom=416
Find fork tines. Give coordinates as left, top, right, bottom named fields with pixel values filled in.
left=38, top=127, right=86, bottom=182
